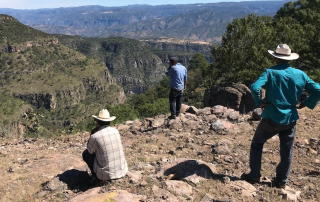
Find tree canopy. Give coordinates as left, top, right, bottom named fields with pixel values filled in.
left=206, top=0, right=320, bottom=85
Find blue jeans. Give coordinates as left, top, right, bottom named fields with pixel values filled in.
left=249, top=118, right=296, bottom=183
left=169, top=88, right=183, bottom=116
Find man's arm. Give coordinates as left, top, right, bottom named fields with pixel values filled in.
left=301, top=75, right=320, bottom=109
left=165, top=66, right=173, bottom=76
left=250, top=71, right=268, bottom=108
left=87, top=136, right=96, bottom=154
left=184, top=68, right=187, bottom=90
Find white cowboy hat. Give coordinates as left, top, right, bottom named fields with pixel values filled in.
left=92, top=109, right=116, bottom=122
left=268, top=44, right=299, bottom=60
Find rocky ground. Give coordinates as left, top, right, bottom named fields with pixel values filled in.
left=0, top=104, right=319, bottom=202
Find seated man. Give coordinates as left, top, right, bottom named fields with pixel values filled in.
left=82, top=109, right=128, bottom=181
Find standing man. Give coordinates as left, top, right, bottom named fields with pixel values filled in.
left=82, top=109, right=128, bottom=181
left=241, top=44, right=320, bottom=188
left=165, top=56, right=187, bottom=119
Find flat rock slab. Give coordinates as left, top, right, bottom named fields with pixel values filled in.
left=280, top=186, right=301, bottom=202
left=157, top=158, right=217, bottom=185
left=126, top=170, right=142, bottom=184
left=28, top=154, right=87, bottom=179
left=69, top=189, right=145, bottom=202
left=69, top=187, right=101, bottom=202
left=165, top=180, right=193, bottom=196
left=152, top=185, right=180, bottom=202
left=230, top=181, right=257, bottom=197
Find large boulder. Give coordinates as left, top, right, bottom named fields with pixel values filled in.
left=204, top=83, right=255, bottom=113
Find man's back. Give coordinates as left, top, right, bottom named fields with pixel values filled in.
left=87, top=126, right=128, bottom=180
left=165, top=63, right=187, bottom=91
left=251, top=63, right=320, bottom=125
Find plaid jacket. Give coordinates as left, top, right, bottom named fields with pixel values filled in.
left=87, top=125, right=128, bottom=180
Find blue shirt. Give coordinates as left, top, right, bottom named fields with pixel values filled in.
left=165, top=63, right=187, bottom=91
left=251, top=63, right=320, bottom=125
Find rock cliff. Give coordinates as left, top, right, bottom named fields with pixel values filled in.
left=56, top=36, right=168, bottom=94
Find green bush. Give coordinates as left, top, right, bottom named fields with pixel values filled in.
left=137, top=98, right=169, bottom=118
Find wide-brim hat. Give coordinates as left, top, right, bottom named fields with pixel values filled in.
left=268, top=44, right=299, bottom=60
left=92, top=109, right=116, bottom=122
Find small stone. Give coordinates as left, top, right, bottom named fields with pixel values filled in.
left=140, top=180, right=148, bottom=187
left=224, top=156, right=233, bottom=163
left=36, top=191, right=49, bottom=198
left=222, top=176, right=231, bottom=184
left=109, top=186, right=117, bottom=191
left=200, top=194, right=213, bottom=202
left=8, top=166, right=15, bottom=173
left=310, top=138, right=318, bottom=143
left=168, top=150, right=175, bottom=155
left=308, top=148, right=317, bottom=155
left=280, top=186, right=301, bottom=201
left=252, top=108, right=263, bottom=120
left=161, top=157, right=168, bottom=163
left=127, top=170, right=142, bottom=184
left=167, top=173, right=177, bottom=180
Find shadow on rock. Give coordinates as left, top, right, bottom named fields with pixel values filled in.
left=164, top=160, right=214, bottom=180
left=163, top=159, right=239, bottom=183
left=43, top=169, right=92, bottom=192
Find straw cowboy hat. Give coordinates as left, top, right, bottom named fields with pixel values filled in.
left=92, top=109, right=116, bottom=122
left=268, top=44, right=299, bottom=60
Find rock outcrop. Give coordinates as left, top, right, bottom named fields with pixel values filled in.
left=204, top=83, right=255, bottom=113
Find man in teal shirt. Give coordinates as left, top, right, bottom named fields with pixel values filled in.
left=242, top=44, right=320, bottom=188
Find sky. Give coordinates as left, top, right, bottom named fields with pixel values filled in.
left=0, top=0, right=282, bottom=9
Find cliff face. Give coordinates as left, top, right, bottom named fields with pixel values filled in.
left=56, top=36, right=168, bottom=94
left=141, top=38, right=213, bottom=68
left=108, top=54, right=167, bottom=94
left=13, top=84, right=86, bottom=109
left=141, top=38, right=212, bottom=56
left=1, top=39, right=59, bottom=53
left=10, top=69, right=118, bottom=110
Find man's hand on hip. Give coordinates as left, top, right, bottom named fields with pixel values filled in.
left=259, top=103, right=272, bottom=110
left=296, top=103, right=306, bottom=109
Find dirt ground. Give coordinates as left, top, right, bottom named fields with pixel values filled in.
left=0, top=105, right=319, bottom=202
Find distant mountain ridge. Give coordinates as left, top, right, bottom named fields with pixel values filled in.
left=0, top=1, right=291, bottom=42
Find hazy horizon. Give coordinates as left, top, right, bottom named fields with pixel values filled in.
left=0, top=0, right=287, bottom=10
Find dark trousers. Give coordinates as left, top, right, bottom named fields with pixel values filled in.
left=169, top=88, right=183, bottom=116
left=249, top=118, right=296, bottom=183
left=82, top=149, right=96, bottom=177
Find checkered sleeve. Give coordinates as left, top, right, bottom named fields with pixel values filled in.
left=87, top=136, right=96, bottom=154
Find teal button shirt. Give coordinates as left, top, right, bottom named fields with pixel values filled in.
left=251, top=63, right=320, bottom=125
